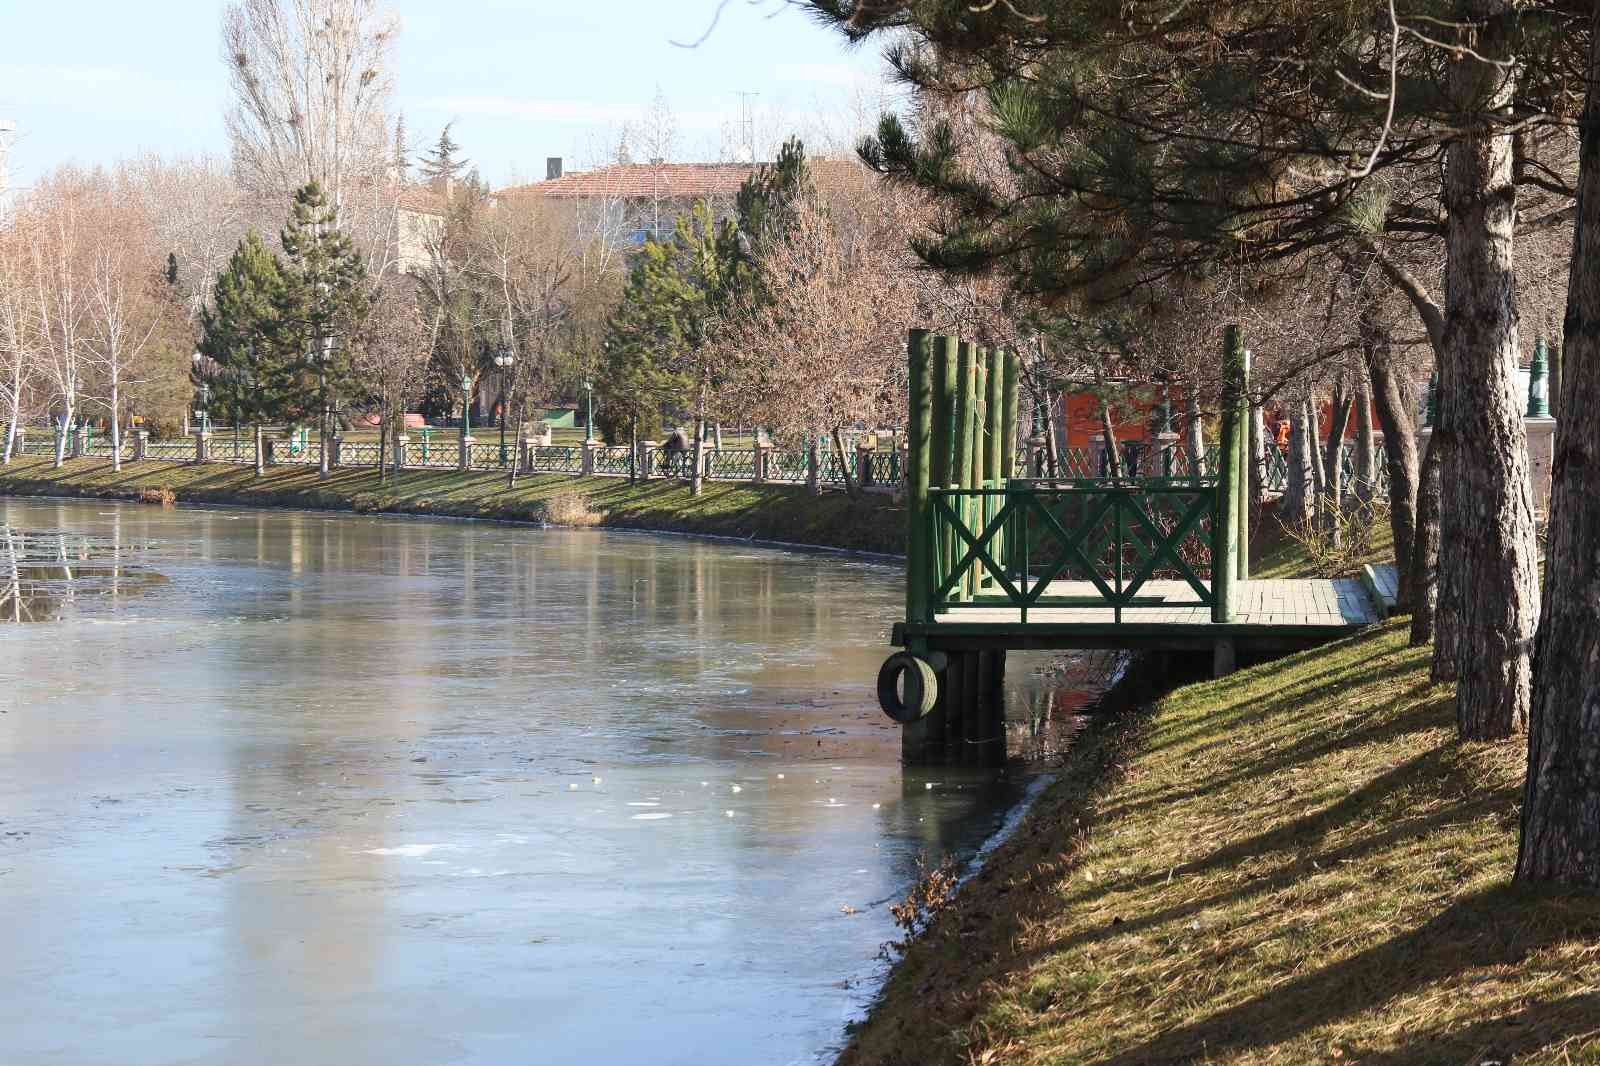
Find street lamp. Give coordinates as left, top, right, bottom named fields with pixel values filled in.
left=493, top=348, right=515, bottom=465
left=191, top=351, right=210, bottom=434
left=583, top=378, right=595, bottom=444
left=461, top=372, right=473, bottom=440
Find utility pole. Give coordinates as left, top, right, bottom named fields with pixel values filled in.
left=736, top=92, right=759, bottom=163
left=0, top=117, right=17, bottom=222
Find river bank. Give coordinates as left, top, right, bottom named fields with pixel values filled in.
left=839, top=613, right=1600, bottom=1064
left=0, top=456, right=904, bottom=555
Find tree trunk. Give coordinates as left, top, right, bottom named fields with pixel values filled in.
left=1365, top=332, right=1421, bottom=610
left=109, top=379, right=122, bottom=474
left=1306, top=395, right=1327, bottom=499
left=1354, top=382, right=1376, bottom=503
left=1249, top=405, right=1268, bottom=504
left=1409, top=430, right=1442, bottom=647
left=1282, top=397, right=1315, bottom=527
left=690, top=414, right=705, bottom=497
left=1323, top=378, right=1352, bottom=505
left=1098, top=396, right=1122, bottom=478
left=54, top=407, right=70, bottom=469
left=630, top=414, right=639, bottom=481
left=1322, top=381, right=1352, bottom=545
left=378, top=413, right=389, bottom=485
left=1440, top=5, right=1540, bottom=739
left=1517, top=3, right=1600, bottom=889
left=1043, top=405, right=1061, bottom=477
left=833, top=427, right=861, bottom=500
left=1184, top=389, right=1206, bottom=477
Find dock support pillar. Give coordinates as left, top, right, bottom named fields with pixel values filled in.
left=900, top=648, right=1008, bottom=767
left=1213, top=637, right=1237, bottom=678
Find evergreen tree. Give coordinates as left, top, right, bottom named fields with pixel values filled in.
left=418, top=123, right=468, bottom=187
left=734, top=136, right=813, bottom=256
left=273, top=181, right=371, bottom=474
left=807, top=0, right=1571, bottom=741
left=198, top=229, right=288, bottom=431
left=164, top=252, right=180, bottom=288
left=599, top=201, right=743, bottom=478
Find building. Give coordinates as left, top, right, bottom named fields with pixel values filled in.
left=498, top=155, right=871, bottom=246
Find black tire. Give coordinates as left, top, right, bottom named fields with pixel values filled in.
left=877, top=652, right=938, bottom=723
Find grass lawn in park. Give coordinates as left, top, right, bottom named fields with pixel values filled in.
left=840, top=548, right=1598, bottom=1065
left=0, top=455, right=902, bottom=555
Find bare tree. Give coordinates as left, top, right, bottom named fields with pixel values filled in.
left=0, top=213, right=35, bottom=462
left=120, top=154, right=247, bottom=317
left=354, top=277, right=428, bottom=481
left=83, top=203, right=167, bottom=473
left=222, top=0, right=397, bottom=210
left=27, top=174, right=89, bottom=467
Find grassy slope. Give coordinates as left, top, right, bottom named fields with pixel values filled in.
left=0, top=456, right=903, bottom=554
left=843, top=555, right=1600, bottom=1064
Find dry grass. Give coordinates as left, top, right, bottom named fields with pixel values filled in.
left=135, top=486, right=176, bottom=507
left=841, top=623, right=1600, bottom=1065
left=542, top=491, right=602, bottom=527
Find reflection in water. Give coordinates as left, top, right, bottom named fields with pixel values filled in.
left=0, top=522, right=165, bottom=622
left=0, top=498, right=1068, bottom=1066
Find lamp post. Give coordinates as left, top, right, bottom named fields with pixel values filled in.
left=493, top=348, right=515, bottom=466
left=191, top=351, right=210, bottom=434
left=461, top=372, right=473, bottom=441
left=1527, top=336, right=1550, bottom=418
left=583, top=378, right=595, bottom=444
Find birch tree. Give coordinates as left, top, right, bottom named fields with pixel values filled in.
left=83, top=212, right=165, bottom=472
left=0, top=214, right=34, bottom=463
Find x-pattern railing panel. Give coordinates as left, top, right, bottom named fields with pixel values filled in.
left=532, top=446, right=581, bottom=473
left=592, top=447, right=633, bottom=476
left=928, top=483, right=1217, bottom=621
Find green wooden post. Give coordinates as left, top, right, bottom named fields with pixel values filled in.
left=932, top=335, right=958, bottom=597
left=906, top=330, right=933, bottom=625
left=972, top=351, right=989, bottom=595
left=1236, top=346, right=1251, bottom=582
left=1000, top=349, right=1020, bottom=578
left=1212, top=325, right=1245, bottom=623
left=953, top=342, right=977, bottom=603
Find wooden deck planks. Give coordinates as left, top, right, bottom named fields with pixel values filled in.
left=932, top=577, right=1381, bottom=631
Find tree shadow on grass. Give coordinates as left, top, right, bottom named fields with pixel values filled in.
left=1093, top=884, right=1600, bottom=1065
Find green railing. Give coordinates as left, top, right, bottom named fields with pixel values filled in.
left=592, top=446, right=634, bottom=476
left=927, top=479, right=1221, bottom=623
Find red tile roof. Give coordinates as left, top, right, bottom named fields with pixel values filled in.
left=499, top=159, right=869, bottom=202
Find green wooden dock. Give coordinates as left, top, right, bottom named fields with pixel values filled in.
left=876, top=326, right=1388, bottom=764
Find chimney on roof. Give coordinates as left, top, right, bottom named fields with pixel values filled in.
left=546, top=157, right=563, bottom=181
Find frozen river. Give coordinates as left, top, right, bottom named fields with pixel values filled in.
left=0, top=498, right=1041, bottom=1066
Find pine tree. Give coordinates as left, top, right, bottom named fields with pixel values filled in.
left=417, top=123, right=468, bottom=188
left=599, top=201, right=743, bottom=491
left=199, top=230, right=289, bottom=473
left=735, top=136, right=813, bottom=254
left=808, top=0, right=1568, bottom=741
left=273, top=181, right=371, bottom=475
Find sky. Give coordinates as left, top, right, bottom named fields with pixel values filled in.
left=0, top=0, right=897, bottom=191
